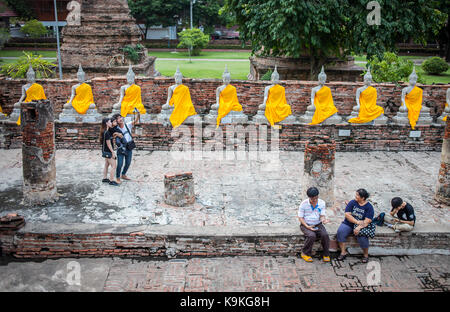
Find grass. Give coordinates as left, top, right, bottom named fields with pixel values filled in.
left=155, top=59, right=250, bottom=80
left=148, top=50, right=251, bottom=59
left=0, top=50, right=56, bottom=58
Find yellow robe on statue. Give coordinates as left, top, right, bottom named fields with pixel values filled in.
left=264, top=84, right=292, bottom=127
left=68, top=83, right=95, bottom=114
left=348, top=86, right=384, bottom=124
left=217, top=84, right=243, bottom=126
left=309, top=86, right=338, bottom=125
left=444, top=103, right=448, bottom=121
left=169, top=84, right=197, bottom=128
left=120, top=84, right=147, bottom=117
left=405, top=86, right=423, bottom=130
left=17, top=83, right=47, bottom=125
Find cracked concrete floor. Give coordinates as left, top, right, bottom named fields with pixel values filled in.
left=0, top=149, right=448, bottom=226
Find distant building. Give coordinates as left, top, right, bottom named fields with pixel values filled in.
left=0, top=0, right=18, bottom=29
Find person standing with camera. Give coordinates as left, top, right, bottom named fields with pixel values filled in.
left=111, top=110, right=140, bottom=184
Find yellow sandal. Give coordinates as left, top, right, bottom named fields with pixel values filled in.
left=301, top=253, right=313, bottom=262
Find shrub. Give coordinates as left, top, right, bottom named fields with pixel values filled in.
left=177, top=28, right=209, bottom=56
left=260, top=69, right=273, bottom=81
left=20, top=20, right=48, bottom=39
left=421, top=57, right=449, bottom=75
left=367, top=52, right=425, bottom=84
left=1, top=51, right=56, bottom=79
left=122, top=44, right=145, bottom=64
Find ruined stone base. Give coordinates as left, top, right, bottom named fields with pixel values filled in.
left=164, top=172, right=195, bottom=207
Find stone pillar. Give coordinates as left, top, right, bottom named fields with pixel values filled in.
left=164, top=172, right=195, bottom=207
left=21, top=100, right=58, bottom=205
left=435, top=118, right=450, bottom=204
left=302, top=137, right=336, bottom=207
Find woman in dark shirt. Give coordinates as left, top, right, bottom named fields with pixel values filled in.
left=100, top=118, right=119, bottom=186
left=336, top=188, right=374, bottom=263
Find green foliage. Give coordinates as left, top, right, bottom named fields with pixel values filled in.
left=0, top=28, right=10, bottom=49
left=20, top=19, right=48, bottom=39
left=367, top=52, right=425, bottom=84
left=122, top=44, right=145, bottom=64
left=4, top=0, right=34, bottom=20
left=223, top=0, right=448, bottom=79
left=1, top=51, right=55, bottom=79
left=421, top=57, right=449, bottom=75
left=260, top=69, right=272, bottom=81
left=177, top=28, right=210, bottom=56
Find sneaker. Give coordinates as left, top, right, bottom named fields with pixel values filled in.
left=323, top=256, right=331, bottom=262
left=300, top=253, right=313, bottom=262
left=109, top=181, right=119, bottom=186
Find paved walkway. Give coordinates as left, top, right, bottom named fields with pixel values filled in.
left=0, top=255, right=448, bottom=292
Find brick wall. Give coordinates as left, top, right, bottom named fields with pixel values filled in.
left=1, top=227, right=448, bottom=259
left=0, top=122, right=445, bottom=152
left=1, top=77, right=448, bottom=152
left=1, top=78, right=448, bottom=118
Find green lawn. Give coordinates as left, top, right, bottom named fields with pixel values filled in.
left=155, top=59, right=250, bottom=80
left=148, top=50, right=251, bottom=59
left=0, top=50, right=56, bottom=58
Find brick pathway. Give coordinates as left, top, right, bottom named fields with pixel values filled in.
left=104, top=254, right=449, bottom=292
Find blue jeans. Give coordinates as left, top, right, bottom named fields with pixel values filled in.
left=336, top=222, right=370, bottom=249
left=116, top=149, right=132, bottom=178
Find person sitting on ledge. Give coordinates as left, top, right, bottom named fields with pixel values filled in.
left=336, top=188, right=374, bottom=263
left=383, top=197, right=415, bottom=233
left=298, top=187, right=331, bottom=263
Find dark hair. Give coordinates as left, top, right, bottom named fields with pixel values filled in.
left=112, top=113, right=121, bottom=122
left=391, top=197, right=403, bottom=209
left=306, top=187, right=319, bottom=198
left=356, top=188, right=370, bottom=200
left=99, top=118, right=110, bottom=145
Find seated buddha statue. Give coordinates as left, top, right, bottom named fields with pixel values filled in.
left=10, top=66, right=47, bottom=126
left=254, top=66, right=295, bottom=128
left=159, top=67, right=198, bottom=128
left=347, top=66, right=386, bottom=125
left=111, top=65, right=147, bottom=118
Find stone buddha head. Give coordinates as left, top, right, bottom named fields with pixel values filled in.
left=222, top=65, right=231, bottom=85
left=318, top=66, right=326, bottom=85
left=363, top=66, right=372, bottom=86
left=26, top=65, right=36, bottom=84
left=126, top=65, right=135, bottom=85
left=408, top=67, right=418, bottom=87
left=77, top=64, right=85, bottom=83
left=174, top=66, right=183, bottom=85
left=271, top=66, right=280, bottom=84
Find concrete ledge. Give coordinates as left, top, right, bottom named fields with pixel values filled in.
left=0, top=222, right=448, bottom=259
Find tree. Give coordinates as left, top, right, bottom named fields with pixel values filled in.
left=1, top=51, right=55, bottom=79
left=224, top=0, right=448, bottom=80
left=20, top=19, right=48, bottom=39
left=177, top=28, right=209, bottom=58
left=127, top=0, right=231, bottom=37
left=128, top=0, right=184, bottom=38
left=3, top=0, right=34, bottom=21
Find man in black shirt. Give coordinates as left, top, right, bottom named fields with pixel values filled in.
left=384, top=197, right=416, bottom=232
